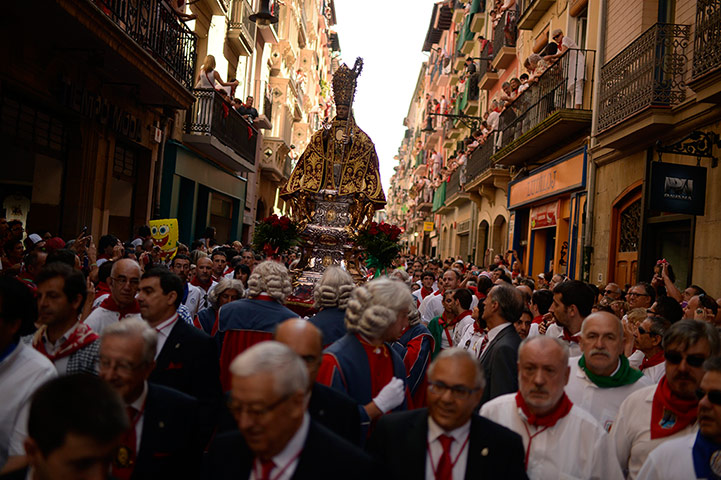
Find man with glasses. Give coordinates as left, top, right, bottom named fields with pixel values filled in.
left=207, top=341, right=373, bottom=479
left=633, top=315, right=671, bottom=383
left=86, top=259, right=142, bottom=334
left=481, top=336, right=622, bottom=479
left=565, top=312, right=652, bottom=431
left=603, top=282, right=623, bottom=301
left=614, top=319, right=721, bottom=479
left=637, top=356, right=721, bottom=479
left=98, top=317, right=204, bottom=479
left=627, top=282, right=655, bottom=310
left=368, top=348, right=527, bottom=479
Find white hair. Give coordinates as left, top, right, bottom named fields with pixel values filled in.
left=209, top=277, right=245, bottom=309
left=101, top=317, right=158, bottom=364
left=344, top=278, right=413, bottom=340
left=390, top=268, right=412, bottom=287
left=519, top=335, right=570, bottom=365
left=246, top=261, right=292, bottom=302
left=229, top=341, right=308, bottom=397
left=428, top=348, right=486, bottom=389
left=313, top=266, right=355, bottom=310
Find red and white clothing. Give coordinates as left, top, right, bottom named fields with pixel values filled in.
left=545, top=323, right=582, bottom=357
left=425, top=416, right=471, bottom=480
left=481, top=392, right=623, bottom=479
left=182, top=283, right=203, bottom=318
left=30, top=322, right=100, bottom=375
left=420, top=291, right=478, bottom=325
left=613, top=382, right=697, bottom=480
left=638, top=351, right=666, bottom=384
left=451, top=311, right=474, bottom=348
left=412, top=287, right=435, bottom=305
left=85, top=297, right=141, bottom=334
left=457, top=323, right=486, bottom=358
left=190, top=278, right=217, bottom=312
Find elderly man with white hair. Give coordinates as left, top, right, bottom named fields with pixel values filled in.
left=317, top=278, right=411, bottom=431
left=480, top=336, right=623, bottom=479
left=206, top=341, right=374, bottom=479
left=85, top=258, right=142, bottom=333
left=217, top=261, right=297, bottom=391
left=308, top=266, right=355, bottom=347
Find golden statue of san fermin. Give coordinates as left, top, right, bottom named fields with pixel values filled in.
left=281, top=58, right=385, bottom=311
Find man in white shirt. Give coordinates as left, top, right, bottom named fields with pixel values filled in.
left=98, top=317, right=203, bottom=479
left=420, top=270, right=478, bottom=325
left=614, top=319, right=721, bottom=479
left=546, top=280, right=595, bottom=357
left=481, top=336, right=623, bottom=479
left=633, top=314, right=671, bottom=383
left=190, top=256, right=217, bottom=312
left=85, top=259, right=142, bottom=334
left=0, top=277, right=56, bottom=473
left=566, top=312, right=652, bottom=431
left=206, top=341, right=374, bottom=479
left=170, top=254, right=202, bottom=317
left=412, top=271, right=437, bottom=305
left=637, top=356, right=721, bottom=479
left=368, top=348, right=527, bottom=479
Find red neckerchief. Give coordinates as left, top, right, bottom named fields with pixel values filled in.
left=515, top=391, right=573, bottom=428
left=651, top=375, right=698, bottom=439
left=473, top=321, right=485, bottom=334
left=420, top=287, right=433, bottom=298
left=434, top=289, right=445, bottom=297
left=99, top=296, right=141, bottom=318
left=190, top=277, right=213, bottom=292
left=640, top=350, right=665, bottom=371
left=252, top=294, right=276, bottom=302
left=32, top=322, right=99, bottom=361
left=532, top=315, right=544, bottom=325
left=561, top=327, right=581, bottom=344
left=438, top=312, right=458, bottom=347
left=455, top=310, right=472, bottom=324
left=94, top=281, right=111, bottom=299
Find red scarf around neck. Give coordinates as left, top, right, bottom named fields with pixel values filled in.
left=515, top=391, right=573, bottom=428
left=32, top=322, right=99, bottom=362
left=561, top=327, right=581, bottom=344
left=640, top=350, right=665, bottom=371
left=650, top=375, right=698, bottom=439
left=94, top=281, right=111, bottom=299
left=420, top=286, right=433, bottom=299
left=99, top=296, right=141, bottom=318
left=190, top=277, right=213, bottom=292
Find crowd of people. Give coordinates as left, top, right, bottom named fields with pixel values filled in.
left=2, top=216, right=721, bottom=479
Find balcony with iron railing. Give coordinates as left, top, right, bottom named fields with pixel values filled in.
left=517, top=0, right=555, bottom=30
left=491, top=8, right=518, bottom=71
left=689, top=0, right=721, bottom=102
left=228, top=0, right=257, bottom=56
left=443, top=167, right=467, bottom=207
left=478, top=41, right=500, bottom=90
left=78, top=0, right=197, bottom=107
left=494, top=48, right=596, bottom=166
left=183, top=89, right=258, bottom=172
left=597, top=23, right=690, bottom=143
left=456, top=0, right=481, bottom=55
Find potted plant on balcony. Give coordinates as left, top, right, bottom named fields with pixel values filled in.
left=252, top=214, right=300, bottom=259
left=355, top=221, right=402, bottom=278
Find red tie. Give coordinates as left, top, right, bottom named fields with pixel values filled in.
left=112, top=406, right=138, bottom=480
left=259, top=459, right=275, bottom=480
left=436, top=434, right=454, bottom=480
left=479, top=336, right=489, bottom=355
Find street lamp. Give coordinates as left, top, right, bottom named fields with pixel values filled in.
left=423, top=112, right=483, bottom=133
left=250, top=0, right=278, bottom=25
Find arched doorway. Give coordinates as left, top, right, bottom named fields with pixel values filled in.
left=477, top=220, right=489, bottom=266
left=608, top=183, right=642, bottom=287
left=492, top=215, right=507, bottom=258
left=256, top=198, right=266, bottom=222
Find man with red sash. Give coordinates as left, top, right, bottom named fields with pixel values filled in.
left=614, top=319, right=721, bottom=479
left=216, top=260, right=297, bottom=391
left=545, top=280, right=595, bottom=358
left=85, top=259, right=142, bottom=334
left=481, top=336, right=623, bottom=479
left=392, top=302, right=435, bottom=408
left=565, top=312, right=652, bottom=432
left=190, top=256, right=217, bottom=312
left=429, top=289, right=474, bottom=359
left=412, top=271, right=437, bottom=306
left=31, top=263, right=100, bottom=375
left=633, top=315, right=671, bottom=383
left=420, top=269, right=478, bottom=325
left=637, top=357, right=721, bottom=479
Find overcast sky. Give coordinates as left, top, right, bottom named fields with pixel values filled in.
left=333, top=0, right=437, bottom=194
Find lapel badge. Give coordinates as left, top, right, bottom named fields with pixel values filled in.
left=159, top=421, right=165, bottom=428
left=481, top=447, right=489, bottom=456
left=175, top=343, right=180, bottom=349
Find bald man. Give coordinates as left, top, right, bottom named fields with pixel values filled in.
left=85, top=258, right=142, bottom=333
left=275, top=319, right=361, bottom=445
left=190, top=256, right=217, bottom=311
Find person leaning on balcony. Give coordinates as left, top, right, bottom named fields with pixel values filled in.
left=548, top=29, right=585, bottom=108
left=168, top=0, right=197, bottom=21
left=195, top=55, right=239, bottom=93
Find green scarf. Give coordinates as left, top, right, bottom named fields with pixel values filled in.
left=579, top=354, right=643, bottom=388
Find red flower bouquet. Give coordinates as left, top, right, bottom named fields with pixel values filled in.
left=252, top=214, right=299, bottom=256
left=355, top=221, right=402, bottom=274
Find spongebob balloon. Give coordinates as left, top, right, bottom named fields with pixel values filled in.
left=149, top=219, right=179, bottom=261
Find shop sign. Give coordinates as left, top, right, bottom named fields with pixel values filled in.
left=508, top=150, right=586, bottom=209
left=649, top=162, right=707, bottom=216
left=508, top=212, right=515, bottom=249
left=423, top=221, right=434, bottom=232
left=530, top=201, right=559, bottom=229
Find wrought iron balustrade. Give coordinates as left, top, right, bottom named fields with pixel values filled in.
left=597, top=23, right=690, bottom=132
left=445, top=168, right=463, bottom=199
left=466, top=135, right=495, bottom=179
left=478, top=41, right=494, bottom=79
left=229, top=0, right=257, bottom=47
left=692, top=0, right=721, bottom=79
left=497, top=48, right=595, bottom=148
left=94, top=0, right=197, bottom=90
left=493, top=8, right=518, bottom=54
left=185, top=89, right=257, bottom=164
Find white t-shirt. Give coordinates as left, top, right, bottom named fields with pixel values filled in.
left=636, top=432, right=697, bottom=480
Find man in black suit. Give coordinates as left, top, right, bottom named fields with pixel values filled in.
left=137, top=268, right=221, bottom=439
left=98, top=317, right=204, bottom=479
left=367, top=348, right=528, bottom=479
left=275, top=318, right=361, bottom=445
left=205, top=341, right=374, bottom=479
left=478, top=283, right=523, bottom=405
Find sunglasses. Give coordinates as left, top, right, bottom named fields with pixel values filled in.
left=627, top=292, right=650, bottom=298
left=696, top=388, right=721, bottom=406
left=637, top=326, right=658, bottom=336
left=603, top=290, right=618, bottom=295
left=664, top=351, right=707, bottom=368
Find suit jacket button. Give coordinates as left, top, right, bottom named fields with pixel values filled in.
left=159, top=421, right=165, bottom=428
left=481, top=447, right=489, bottom=456
left=175, top=343, right=181, bottom=349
